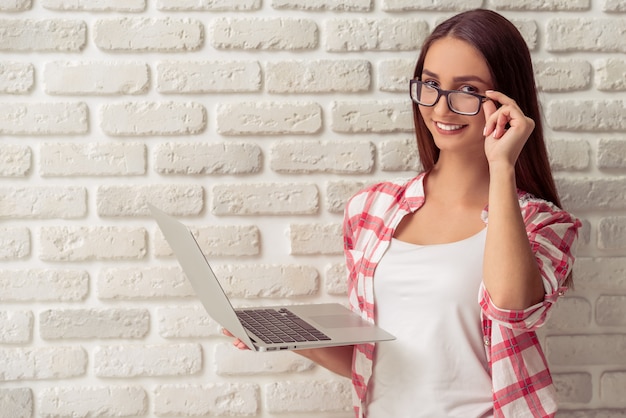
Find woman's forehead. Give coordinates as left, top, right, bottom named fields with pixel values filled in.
left=422, top=37, right=492, bottom=84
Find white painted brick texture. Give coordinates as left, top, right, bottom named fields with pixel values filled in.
left=0, top=2, right=623, bottom=416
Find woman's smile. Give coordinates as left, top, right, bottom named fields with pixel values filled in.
left=434, top=121, right=467, bottom=133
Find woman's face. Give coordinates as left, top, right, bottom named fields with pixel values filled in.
left=418, top=36, right=494, bottom=155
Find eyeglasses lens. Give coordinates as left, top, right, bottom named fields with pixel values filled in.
left=449, top=93, right=480, bottom=114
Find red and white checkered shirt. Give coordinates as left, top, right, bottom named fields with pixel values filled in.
left=343, top=173, right=581, bottom=418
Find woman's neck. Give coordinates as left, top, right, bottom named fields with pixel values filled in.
left=426, top=152, right=490, bottom=206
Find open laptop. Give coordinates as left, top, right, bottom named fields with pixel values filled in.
left=149, top=204, right=395, bottom=352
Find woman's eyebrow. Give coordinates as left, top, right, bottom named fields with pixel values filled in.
left=421, top=69, right=489, bottom=85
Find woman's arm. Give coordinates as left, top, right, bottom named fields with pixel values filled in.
left=294, top=346, right=354, bottom=378
left=483, top=163, right=544, bottom=309
left=482, top=90, right=544, bottom=310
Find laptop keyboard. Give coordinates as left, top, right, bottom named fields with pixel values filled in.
left=236, top=308, right=331, bottom=345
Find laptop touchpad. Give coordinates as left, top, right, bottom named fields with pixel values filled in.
left=311, top=314, right=369, bottom=328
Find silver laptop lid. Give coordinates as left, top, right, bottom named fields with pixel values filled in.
left=148, top=204, right=256, bottom=350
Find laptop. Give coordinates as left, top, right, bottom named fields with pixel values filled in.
left=148, top=204, right=395, bottom=352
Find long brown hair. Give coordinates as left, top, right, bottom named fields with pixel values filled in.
left=412, top=9, right=562, bottom=208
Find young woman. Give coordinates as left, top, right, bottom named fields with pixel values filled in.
left=227, top=9, right=581, bottom=418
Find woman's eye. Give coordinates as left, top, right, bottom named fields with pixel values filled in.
left=424, top=80, right=439, bottom=88
left=460, top=85, right=478, bottom=93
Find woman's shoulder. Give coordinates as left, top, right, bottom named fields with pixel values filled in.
left=346, top=174, right=425, bottom=214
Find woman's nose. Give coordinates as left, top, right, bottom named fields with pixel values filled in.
left=433, top=94, right=452, bottom=115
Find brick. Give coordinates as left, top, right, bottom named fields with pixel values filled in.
left=324, top=18, right=428, bottom=52
left=96, top=184, right=203, bottom=216
left=0, top=347, right=87, bottom=381
left=210, top=264, right=319, bottom=298
left=0, top=144, right=31, bottom=177
left=0, top=269, right=88, bottom=302
left=326, top=180, right=370, bottom=214
left=534, top=60, right=591, bottom=92
left=382, top=0, right=482, bottom=10
left=94, top=343, right=202, bottom=377
left=43, top=0, right=145, bottom=11
left=545, top=334, right=626, bottom=366
left=379, top=137, right=421, bottom=172
left=40, top=386, right=147, bottom=417
left=577, top=218, right=592, bottom=248
left=158, top=0, right=260, bottom=11
left=573, top=257, right=626, bottom=292
left=596, top=295, right=626, bottom=326
left=604, top=0, right=626, bottom=12
left=210, top=17, right=317, bottom=50
left=40, top=226, right=147, bottom=261
left=546, top=100, right=626, bottom=131
left=600, top=371, right=626, bottom=404
left=0, top=187, right=86, bottom=219
left=0, top=227, right=30, bottom=259
left=265, top=380, right=351, bottom=413
left=216, top=102, right=322, bottom=135
left=598, top=217, right=626, bottom=250
left=556, top=177, right=626, bottom=210
left=0, top=102, right=88, bottom=135
left=40, top=308, right=150, bottom=340
left=0, top=62, right=34, bottom=94
left=326, top=263, right=348, bottom=295
left=154, top=225, right=260, bottom=257
left=378, top=59, right=414, bottom=92
left=157, top=305, right=219, bottom=338
left=41, top=142, right=145, bottom=176
left=211, top=183, right=319, bottom=215
left=0, top=0, right=31, bottom=11
left=94, top=18, right=203, bottom=52
left=553, top=373, right=593, bottom=404
left=598, top=139, right=626, bottom=169
left=98, top=267, right=195, bottom=300
left=213, top=343, right=314, bottom=375
left=154, top=383, right=259, bottom=416
left=0, top=19, right=86, bottom=52
left=547, top=139, right=590, bottom=171
left=331, top=100, right=414, bottom=133
left=154, top=142, right=261, bottom=175
left=44, top=61, right=149, bottom=95
left=100, top=101, right=206, bottom=136
left=157, top=61, right=261, bottom=93
left=289, top=223, right=343, bottom=255
left=0, top=311, right=33, bottom=344
left=547, top=18, right=626, bottom=53
left=545, top=297, right=592, bottom=330
left=491, top=0, right=589, bottom=10
left=270, top=140, right=375, bottom=174
left=273, top=0, right=371, bottom=11
left=595, top=58, right=626, bottom=91
left=266, top=60, right=371, bottom=93
left=0, top=388, right=32, bottom=418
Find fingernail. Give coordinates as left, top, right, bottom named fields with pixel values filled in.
left=482, top=126, right=487, bottom=136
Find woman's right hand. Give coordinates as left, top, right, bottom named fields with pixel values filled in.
left=221, top=328, right=251, bottom=350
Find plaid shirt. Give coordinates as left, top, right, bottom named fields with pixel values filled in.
left=343, top=173, right=581, bottom=418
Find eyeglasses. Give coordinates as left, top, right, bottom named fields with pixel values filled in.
left=409, top=79, right=489, bottom=116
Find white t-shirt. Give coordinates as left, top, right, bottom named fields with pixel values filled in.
left=367, top=228, right=493, bottom=418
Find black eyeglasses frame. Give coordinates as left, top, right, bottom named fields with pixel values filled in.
left=409, top=79, right=490, bottom=116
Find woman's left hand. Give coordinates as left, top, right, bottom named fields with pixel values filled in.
left=482, top=90, right=535, bottom=167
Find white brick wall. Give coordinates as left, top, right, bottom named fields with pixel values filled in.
left=0, top=1, right=623, bottom=417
